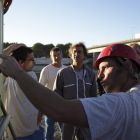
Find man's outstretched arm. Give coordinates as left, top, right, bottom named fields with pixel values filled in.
left=0, top=54, right=88, bottom=127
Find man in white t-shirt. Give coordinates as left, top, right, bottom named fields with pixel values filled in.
left=1, top=43, right=140, bottom=140
left=2, top=44, right=45, bottom=140
left=39, top=47, right=65, bottom=140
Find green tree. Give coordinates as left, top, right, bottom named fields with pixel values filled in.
left=56, top=43, right=71, bottom=57
left=44, top=44, right=55, bottom=57
left=32, top=43, right=45, bottom=57
left=64, top=43, right=71, bottom=57
left=3, top=42, right=11, bottom=49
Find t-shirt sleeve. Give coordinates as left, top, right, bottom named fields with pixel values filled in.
left=39, top=67, right=48, bottom=86
left=80, top=94, right=122, bottom=139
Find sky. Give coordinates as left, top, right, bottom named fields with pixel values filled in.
left=3, top=0, right=140, bottom=48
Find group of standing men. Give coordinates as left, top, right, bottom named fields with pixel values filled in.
left=1, top=42, right=140, bottom=140
left=39, top=42, right=97, bottom=140
left=1, top=42, right=97, bottom=140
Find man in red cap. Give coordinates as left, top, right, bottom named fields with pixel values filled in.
left=0, top=43, right=140, bottom=140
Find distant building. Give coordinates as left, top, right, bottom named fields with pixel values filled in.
left=135, top=33, right=140, bottom=39
left=33, top=57, right=72, bottom=77
left=88, top=38, right=140, bottom=66
left=33, top=37, right=140, bottom=75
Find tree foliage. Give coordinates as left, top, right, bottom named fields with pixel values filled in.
left=3, top=42, right=14, bottom=49
left=32, top=43, right=45, bottom=57
left=44, top=44, right=55, bottom=57
left=56, top=43, right=71, bottom=57
left=3, top=42, right=72, bottom=58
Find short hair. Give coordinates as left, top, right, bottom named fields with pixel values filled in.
left=113, top=57, right=140, bottom=80
left=11, top=46, right=33, bottom=62
left=130, top=43, right=140, bottom=49
left=50, top=47, right=62, bottom=56
left=69, top=42, right=87, bottom=57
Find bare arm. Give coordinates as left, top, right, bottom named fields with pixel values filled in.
left=0, top=55, right=88, bottom=127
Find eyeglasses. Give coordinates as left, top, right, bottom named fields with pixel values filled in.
left=25, top=59, right=35, bottom=62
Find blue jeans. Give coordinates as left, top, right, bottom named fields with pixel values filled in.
left=16, top=127, right=45, bottom=140
left=46, top=117, right=55, bottom=140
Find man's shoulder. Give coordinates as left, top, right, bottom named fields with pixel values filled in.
left=42, top=64, right=53, bottom=71
left=84, top=66, right=96, bottom=75
left=59, top=65, right=72, bottom=73
left=128, top=84, right=140, bottom=94
left=4, top=76, right=18, bottom=87
left=27, top=71, right=38, bottom=81
left=84, top=66, right=93, bottom=72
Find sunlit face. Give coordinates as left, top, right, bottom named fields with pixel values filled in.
left=50, top=50, right=62, bottom=64
left=97, top=58, right=127, bottom=93
left=20, top=52, right=35, bottom=71
left=71, top=46, right=85, bottom=65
